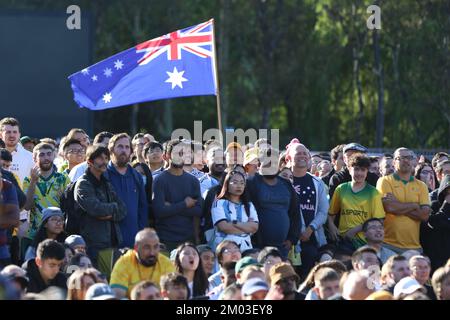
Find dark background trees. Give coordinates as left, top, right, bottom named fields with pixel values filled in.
left=3, top=0, right=449, bottom=150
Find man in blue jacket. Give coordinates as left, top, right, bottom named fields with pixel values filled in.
left=107, top=133, right=148, bottom=248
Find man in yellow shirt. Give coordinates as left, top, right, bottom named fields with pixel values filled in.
left=376, top=148, right=430, bottom=254
left=110, top=228, right=175, bottom=299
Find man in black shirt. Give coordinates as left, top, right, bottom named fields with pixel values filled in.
left=23, top=239, right=67, bottom=294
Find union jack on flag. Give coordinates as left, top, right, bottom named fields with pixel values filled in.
left=68, top=19, right=217, bottom=111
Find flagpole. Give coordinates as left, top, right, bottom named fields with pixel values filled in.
left=211, top=18, right=223, bottom=140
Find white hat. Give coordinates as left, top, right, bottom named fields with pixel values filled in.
left=393, top=277, right=425, bottom=298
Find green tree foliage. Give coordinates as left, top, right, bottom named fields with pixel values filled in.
left=3, top=0, right=449, bottom=149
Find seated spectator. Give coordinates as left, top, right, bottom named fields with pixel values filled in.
left=208, top=240, right=241, bottom=289
left=66, top=269, right=98, bottom=300
left=64, top=235, right=87, bottom=255
left=197, top=244, right=215, bottom=277
left=393, top=276, right=427, bottom=300
left=351, top=246, right=380, bottom=271
left=312, top=267, right=341, bottom=300
left=362, top=218, right=396, bottom=264
left=160, top=272, right=190, bottom=300
left=219, top=282, right=242, bottom=300
left=24, top=207, right=67, bottom=261
left=409, top=255, right=436, bottom=299
left=380, top=255, right=411, bottom=293
left=174, top=242, right=209, bottom=299
left=268, top=262, right=302, bottom=300
left=23, top=239, right=67, bottom=294
left=257, top=246, right=283, bottom=283
left=0, top=265, right=29, bottom=298
left=130, top=280, right=162, bottom=300
left=342, top=270, right=375, bottom=300
left=66, top=253, right=93, bottom=274
left=298, top=260, right=347, bottom=299
left=110, top=228, right=175, bottom=299
left=84, top=283, right=117, bottom=300
left=431, top=267, right=450, bottom=300
left=241, top=277, right=269, bottom=300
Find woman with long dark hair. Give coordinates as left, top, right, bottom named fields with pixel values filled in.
left=211, top=171, right=258, bottom=251
left=174, top=242, right=209, bottom=299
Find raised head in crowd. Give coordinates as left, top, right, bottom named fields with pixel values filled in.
left=329, top=143, right=379, bottom=199
left=328, top=153, right=385, bottom=254
left=23, top=142, right=70, bottom=250
left=152, top=139, right=202, bottom=251
left=246, top=146, right=300, bottom=259
left=107, top=133, right=148, bottom=248
left=110, top=228, right=174, bottom=299
left=173, top=242, right=209, bottom=299
left=74, top=144, right=127, bottom=277
left=0, top=117, right=34, bottom=185
left=377, top=147, right=430, bottom=254
left=285, top=138, right=329, bottom=278
left=211, top=170, right=258, bottom=251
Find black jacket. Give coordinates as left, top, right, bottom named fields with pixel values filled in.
left=23, top=258, right=67, bottom=294
left=328, top=167, right=379, bottom=198
left=74, top=169, right=127, bottom=250
left=421, top=174, right=450, bottom=271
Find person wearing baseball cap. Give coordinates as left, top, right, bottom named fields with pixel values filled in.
left=64, top=235, right=87, bottom=254
left=85, top=283, right=117, bottom=300
left=393, top=276, right=426, bottom=299
left=19, top=136, right=36, bottom=153
left=241, top=277, right=269, bottom=300
left=329, top=142, right=379, bottom=199
left=243, top=147, right=259, bottom=177
left=235, top=257, right=260, bottom=284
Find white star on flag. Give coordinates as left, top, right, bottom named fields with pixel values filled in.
left=165, top=67, right=188, bottom=89
left=102, top=92, right=112, bottom=103
left=104, top=68, right=113, bottom=77
left=114, top=60, right=124, bottom=70
left=91, top=75, right=98, bottom=82
left=81, top=68, right=89, bottom=75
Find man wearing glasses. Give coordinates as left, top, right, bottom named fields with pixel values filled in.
left=61, top=139, right=86, bottom=175
left=376, top=148, right=431, bottom=255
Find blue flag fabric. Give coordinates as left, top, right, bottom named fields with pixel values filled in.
left=68, top=19, right=217, bottom=110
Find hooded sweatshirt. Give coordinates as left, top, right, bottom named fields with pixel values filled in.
left=421, top=174, right=450, bottom=271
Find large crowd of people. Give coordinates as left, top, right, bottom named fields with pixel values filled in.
left=0, top=116, right=449, bottom=300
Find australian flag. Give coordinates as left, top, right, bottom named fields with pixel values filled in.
left=68, top=19, right=217, bottom=110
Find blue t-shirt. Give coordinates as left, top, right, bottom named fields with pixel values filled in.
left=254, top=179, right=292, bottom=247
left=0, top=179, right=18, bottom=259
left=293, top=174, right=317, bottom=244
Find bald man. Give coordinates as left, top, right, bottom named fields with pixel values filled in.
left=110, top=228, right=175, bottom=299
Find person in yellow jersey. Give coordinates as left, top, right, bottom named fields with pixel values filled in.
left=328, top=154, right=385, bottom=253
left=376, top=147, right=431, bottom=254
left=110, top=228, right=175, bottom=299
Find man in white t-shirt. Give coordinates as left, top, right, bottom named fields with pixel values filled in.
left=0, top=117, right=34, bottom=186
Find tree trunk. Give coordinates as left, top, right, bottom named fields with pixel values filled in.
left=218, top=0, right=230, bottom=130
left=373, top=29, right=384, bottom=148
left=353, top=46, right=365, bottom=142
